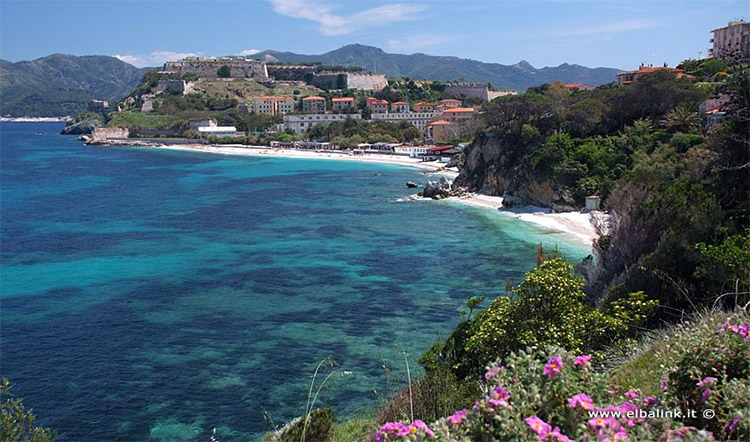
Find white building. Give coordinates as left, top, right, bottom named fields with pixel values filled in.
left=393, top=145, right=430, bottom=157
left=283, top=113, right=362, bottom=134
left=198, top=126, right=238, bottom=138
left=370, top=112, right=436, bottom=131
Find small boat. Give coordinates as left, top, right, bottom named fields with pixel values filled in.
left=35, top=132, right=43, bottom=135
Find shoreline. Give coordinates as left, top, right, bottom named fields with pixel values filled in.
left=94, top=141, right=604, bottom=247
left=452, top=193, right=605, bottom=246
left=106, top=142, right=449, bottom=172
left=1, top=116, right=72, bottom=122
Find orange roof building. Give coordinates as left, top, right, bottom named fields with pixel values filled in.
left=617, top=65, right=693, bottom=86
left=331, top=97, right=355, bottom=111
left=442, top=107, right=476, bottom=123
left=302, top=96, right=326, bottom=113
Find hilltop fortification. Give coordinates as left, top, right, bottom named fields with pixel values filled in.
left=163, top=56, right=269, bottom=79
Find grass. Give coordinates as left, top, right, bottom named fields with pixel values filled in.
left=197, top=80, right=322, bottom=104
left=329, top=417, right=376, bottom=442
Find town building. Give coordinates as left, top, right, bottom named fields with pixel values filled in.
left=413, top=102, right=434, bottom=112
left=367, top=97, right=389, bottom=113
left=283, top=113, right=362, bottom=134
left=617, top=64, right=691, bottom=85
left=302, top=96, right=326, bottom=113
left=426, top=120, right=453, bottom=143
left=441, top=107, right=476, bottom=123
left=393, top=145, right=430, bottom=158
left=442, top=83, right=517, bottom=101
left=87, top=100, right=110, bottom=112
left=370, top=112, right=437, bottom=131
left=252, top=96, right=295, bottom=116
left=421, top=145, right=459, bottom=163
left=189, top=119, right=217, bottom=130
left=198, top=126, right=238, bottom=138
left=565, top=83, right=594, bottom=92
left=332, top=97, right=355, bottom=111
left=391, top=101, right=410, bottom=113
left=709, top=20, right=750, bottom=60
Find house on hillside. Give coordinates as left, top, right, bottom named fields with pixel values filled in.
left=617, top=64, right=692, bottom=85
left=302, top=96, right=326, bottom=113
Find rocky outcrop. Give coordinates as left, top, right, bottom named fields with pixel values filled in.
left=60, top=114, right=103, bottom=135
left=454, top=132, right=578, bottom=211
left=422, top=176, right=468, bottom=200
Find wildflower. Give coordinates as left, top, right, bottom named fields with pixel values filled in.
left=739, top=323, right=750, bottom=339
left=447, top=409, right=468, bottom=425
left=525, top=416, right=551, bottom=439
left=643, top=396, right=659, bottom=407
left=489, top=385, right=510, bottom=409
left=614, top=429, right=629, bottom=440
left=543, top=356, right=563, bottom=378
left=567, top=393, right=595, bottom=410
left=700, top=388, right=710, bottom=403
left=696, top=377, right=717, bottom=387
left=659, top=378, right=669, bottom=390
left=375, top=422, right=409, bottom=441
left=550, top=426, right=574, bottom=442
left=624, top=390, right=638, bottom=399
left=485, top=365, right=500, bottom=381
left=728, top=416, right=740, bottom=434
left=574, top=355, right=592, bottom=366
left=409, top=420, right=434, bottom=436
left=588, top=417, right=608, bottom=428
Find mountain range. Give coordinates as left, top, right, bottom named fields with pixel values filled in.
left=1, top=45, right=624, bottom=117
left=0, top=54, right=145, bottom=117
left=254, top=44, right=624, bottom=91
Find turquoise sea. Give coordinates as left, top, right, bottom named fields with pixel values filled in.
left=0, top=122, right=590, bottom=441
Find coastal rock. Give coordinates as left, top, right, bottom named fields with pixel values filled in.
left=423, top=176, right=452, bottom=199
left=406, top=181, right=419, bottom=188
left=60, top=113, right=103, bottom=135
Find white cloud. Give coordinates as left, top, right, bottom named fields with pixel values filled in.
left=114, top=50, right=200, bottom=68
left=387, top=33, right=448, bottom=52
left=268, top=0, right=428, bottom=36
left=240, top=48, right=260, bottom=56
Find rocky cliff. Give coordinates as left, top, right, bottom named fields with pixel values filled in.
left=454, top=132, right=577, bottom=211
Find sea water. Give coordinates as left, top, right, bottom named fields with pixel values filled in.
left=0, top=122, right=590, bottom=441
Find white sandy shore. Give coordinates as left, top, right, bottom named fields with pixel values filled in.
left=127, top=142, right=449, bottom=172
left=98, top=141, right=604, bottom=246
left=454, top=194, right=605, bottom=246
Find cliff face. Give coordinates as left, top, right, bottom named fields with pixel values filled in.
left=454, top=132, right=577, bottom=211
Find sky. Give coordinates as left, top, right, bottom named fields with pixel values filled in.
left=0, top=0, right=747, bottom=70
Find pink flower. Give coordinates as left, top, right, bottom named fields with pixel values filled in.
left=409, top=419, right=434, bottom=436
left=728, top=416, right=740, bottom=433
left=447, top=409, right=468, bottom=425
left=551, top=426, right=574, bottom=442
left=738, top=324, right=750, bottom=339
left=574, top=355, right=592, bottom=366
left=489, top=385, right=511, bottom=409
left=643, top=396, right=659, bottom=407
left=543, top=356, right=563, bottom=378
left=525, top=416, right=552, bottom=439
left=696, top=377, right=717, bottom=388
left=613, top=430, right=629, bottom=440
left=659, top=378, right=669, bottom=390
left=567, top=393, right=595, bottom=410
left=700, top=388, right=710, bottom=403
left=376, top=422, right=409, bottom=440
left=485, top=365, right=500, bottom=380
left=624, top=390, right=638, bottom=399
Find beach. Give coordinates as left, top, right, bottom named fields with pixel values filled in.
left=97, top=141, right=605, bottom=246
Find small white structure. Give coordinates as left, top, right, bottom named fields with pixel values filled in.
left=393, top=145, right=430, bottom=158
left=198, top=126, right=238, bottom=138
left=585, top=196, right=601, bottom=212
left=189, top=119, right=217, bottom=130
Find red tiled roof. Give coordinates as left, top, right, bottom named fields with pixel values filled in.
left=302, top=96, right=325, bottom=100
left=429, top=120, right=452, bottom=126
left=392, top=101, right=408, bottom=105
left=427, top=145, right=455, bottom=152
left=332, top=97, right=354, bottom=101
left=444, top=107, right=475, bottom=113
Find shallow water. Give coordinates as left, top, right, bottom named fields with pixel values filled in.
left=0, top=122, right=590, bottom=441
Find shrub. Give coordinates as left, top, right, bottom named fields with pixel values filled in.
left=1, top=378, right=56, bottom=442
left=424, top=258, right=657, bottom=379
left=375, top=346, right=718, bottom=442
left=280, top=408, right=335, bottom=442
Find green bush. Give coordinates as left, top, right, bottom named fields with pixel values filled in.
left=217, top=65, right=231, bottom=78
left=423, top=258, right=657, bottom=380
left=1, top=378, right=56, bottom=442
left=280, top=408, right=335, bottom=442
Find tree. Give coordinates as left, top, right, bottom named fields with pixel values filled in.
left=217, top=65, right=231, bottom=78
left=1, top=378, right=56, bottom=442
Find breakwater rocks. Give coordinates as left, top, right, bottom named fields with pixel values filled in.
left=422, top=176, right=468, bottom=200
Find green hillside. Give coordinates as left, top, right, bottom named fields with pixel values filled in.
left=254, top=44, right=623, bottom=91
left=0, top=54, right=146, bottom=117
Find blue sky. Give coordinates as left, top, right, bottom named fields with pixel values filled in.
left=1, top=0, right=747, bottom=69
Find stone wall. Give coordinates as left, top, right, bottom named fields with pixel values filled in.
left=157, top=80, right=195, bottom=95
left=309, top=72, right=388, bottom=90
left=91, top=127, right=129, bottom=142
left=266, top=65, right=317, bottom=81
left=163, top=59, right=269, bottom=79
left=443, top=83, right=492, bottom=101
